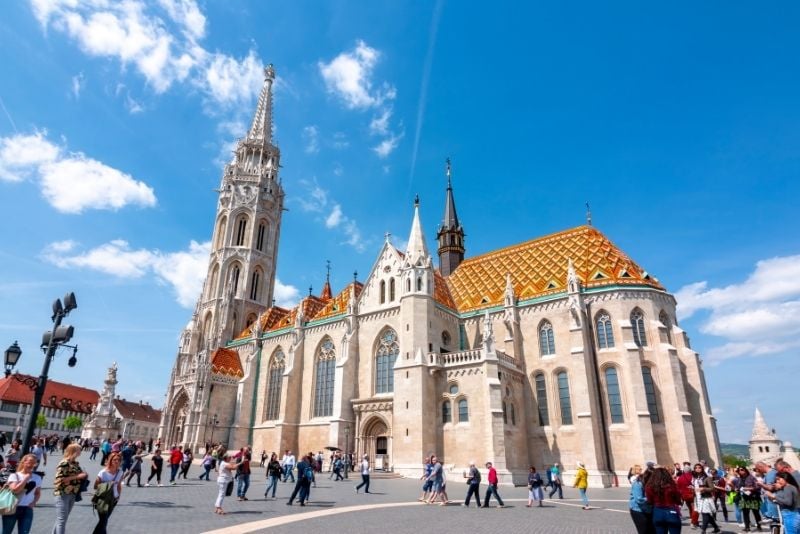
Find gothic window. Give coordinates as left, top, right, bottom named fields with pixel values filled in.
left=235, top=216, right=248, bottom=246
left=263, top=351, right=284, bottom=421
left=502, top=402, right=508, bottom=424
left=256, top=221, right=267, bottom=252
left=442, top=401, right=451, bottom=423
left=605, top=367, right=624, bottom=424
left=539, top=320, right=556, bottom=356
left=416, top=277, right=422, bottom=291
left=535, top=373, right=549, bottom=426
left=231, top=264, right=241, bottom=294
left=389, top=278, right=396, bottom=301
left=631, top=310, right=647, bottom=347
left=510, top=403, right=516, bottom=426
left=214, top=216, right=227, bottom=249
left=557, top=371, right=573, bottom=425
left=457, top=398, right=469, bottom=422
left=380, top=280, right=386, bottom=304
left=642, top=366, right=660, bottom=423
left=659, top=310, right=672, bottom=344
left=313, top=339, right=336, bottom=418
left=375, top=329, right=399, bottom=394
left=208, top=264, right=220, bottom=299
left=449, top=383, right=458, bottom=394
left=596, top=311, right=615, bottom=349
left=250, top=269, right=261, bottom=300
left=406, top=278, right=411, bottom=292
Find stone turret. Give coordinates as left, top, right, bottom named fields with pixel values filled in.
left=749, top=407, right=781, bottom=465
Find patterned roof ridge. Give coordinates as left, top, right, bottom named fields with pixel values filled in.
left=0, top=374, right=100, bottom=414
left=314, top=282, right=364, bottom=322
left=236, top=306, right=290, bottom=339
left=433, top=269, right=457, bottom=310
left=210, top=347, right=244, bottom=378
left=270, top=295, right=329, bottom=332
left=113, top=398, right=162, bottom=422
left=445, top=225, right=664, bottom=313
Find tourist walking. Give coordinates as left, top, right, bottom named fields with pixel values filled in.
left=236, top=453, right=251, bottom=500
left=286, top=455, right=312, bottom=506
left=419, top=456, right=433, bottom=502
left=281, top=450, right=296, bottom=483
left=168, top=446, right=182, bottom=485
left=645, top=466, right=682, bottom=534
left=574, top=461, right=589, bottom=509
left=527, top=466, right=544, bottom=507
left=3, top=454, right=41, bottom=534
left=264, top=452, right=282, bottom=499
left=735, top=466, right=763, bottom=532
left=355, top=454, right=371, bottom=494
left=764, top=472, right=799, bottom=534
left=51, top=443, right=88, bottom=534
left=628, top=465, right=654, bottom=534
left=463, top=460, right=481, bottom=507
left=180, top=448, right=193, bottom=479
left=124, top=449, right=143, bottom=487
left=691, top=463, right=720, bottom=534
left=425, top=455, right=443, bottom=504
left=676, top=462, right=699, bottom=529
left=548, top=462, right=563, bottom=499
left=92, top=451, right=124, bottom=534
left=483, top=461, right=505, bottom=508
left=145, top=449, right=163, bottom=486
left=214, top=452, right=234, bottom=515
left=199, top=451, right=214, bottom=481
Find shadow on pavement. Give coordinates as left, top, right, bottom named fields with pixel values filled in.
left=125, top=501, right=192, bottom=508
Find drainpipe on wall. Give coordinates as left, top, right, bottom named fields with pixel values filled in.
left=247, top=335, right=263, bottom=446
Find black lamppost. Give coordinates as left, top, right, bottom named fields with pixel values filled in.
left=4, top=292, right=78, bottom=454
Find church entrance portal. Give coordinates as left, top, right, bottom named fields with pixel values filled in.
left=359, top=416, right=391, bottom=471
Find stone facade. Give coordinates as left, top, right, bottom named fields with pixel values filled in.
left=160, top=64, right=722, bottom=487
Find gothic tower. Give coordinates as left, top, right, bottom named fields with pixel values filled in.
left=159, top=65, right=284, bottom=449
left=436, top=158, right=465, bottom=276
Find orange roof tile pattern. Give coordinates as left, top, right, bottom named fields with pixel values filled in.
left=0, top=375, right=99, bottom=414
left=445, top=225, right=664, bottom=312
left=113, top=398, right=162, bottom=423
left=210, top=348, right=244, bottom=378
left=313, top=282, right=362, bottom=322
left=433, top=270, right=457, bottom=310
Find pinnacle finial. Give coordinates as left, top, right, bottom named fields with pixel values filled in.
left=446, top=157, right=452, bottom=187
left=586, top=201, right=592, bottom=226
left=414, top=194, right=420, bottom=207
left=326, top=259, right=331, bottom=283
left=247, top=63, right=276, bottom=144
left=265, top=63, right=275, bottom=81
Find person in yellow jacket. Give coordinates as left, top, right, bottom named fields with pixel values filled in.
left=573, top=461, right=590, bottom=509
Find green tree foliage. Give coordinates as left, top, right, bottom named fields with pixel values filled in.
left=63, top=415, right=83, bottom=431
left=722, top=454, right=748, bottom=468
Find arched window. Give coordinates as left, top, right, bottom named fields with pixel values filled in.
left=642, top=366, right=660, bottom=423
left=605, top=367, right=624, bottom=424
left=557, top=371, right=573, bottom=425
left=250, top=269, right=261, bottom=300
left=534, top=373, right=549, bottom=426
left=596, top=312, right=615, bottom=349
left=214, top=216, right=227, bottom=249
left=380, top=280, right=386, bottom=304
left=510, top=403, right=516, bottom=426
left=263, top=351, right=284, bottom=421
left=442, top=401, right=451, bottom=423
left=539, top=321, right=556, bottom=356
left=208, top=264, right=220, bottom=299
left=406, top=278, right=411, bottom=292
left=375, top=329, right=399, bottom=394
left=441, top=331, right=451, bottom=348
left=231, top=264, right=241, bottom=294
left=457, top=398, right=469, bottom=422
left=235, top=215, right=248, bottom=246
left=389, top=278, right=396, bottom=301
left=502, top=402, right=508, bottom=424
left=313, top=339, right=336, bottom=418
left=659, top=310, right=672, bottom=344
left=256, top=220, right=267, bottom=252
left=416, top=277, right=422, bottom=291
left=631, top=310, right=647, bottom=347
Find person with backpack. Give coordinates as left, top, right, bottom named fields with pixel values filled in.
left=92, top=451, right=124, bottom=534
left=462, top=460, right=481, bottom=507
left=548, top=462, right=563, bottom=499
left=286, top=455, right=312, bottom=506
left=51, top=443, right=88, bottom=534
left=2, top=454, right=41, bottom=534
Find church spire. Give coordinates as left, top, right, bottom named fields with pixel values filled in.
left=321, top=260, right=332, bottom=301
left=247, top=64, right=276, bottom=145
left=405, top=195, right=430, bottom=266
left=437, top=157, right=465, bottom=276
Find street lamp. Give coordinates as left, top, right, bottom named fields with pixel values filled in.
left=4, top=292, right=78, bottom=454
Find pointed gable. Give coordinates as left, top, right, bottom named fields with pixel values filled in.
left=405, top=198, right=430, bottom=266
left=210, top=347, right=244, bottom=378
left=445, top=225, right=664, bottom=313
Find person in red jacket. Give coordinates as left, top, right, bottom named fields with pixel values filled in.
left=675, top=462, right=699, bottom=528
left=482, top=462, right=505, bottom=508
left=646, top=467, right=683, bottom=534
left=168, top=445, right=183, bottom=485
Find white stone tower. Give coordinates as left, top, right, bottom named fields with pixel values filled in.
left=749, top=407, right=781, bottom=465
left=159, top=65, right=285, bottom=450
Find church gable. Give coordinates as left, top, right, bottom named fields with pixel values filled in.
left=210, top=347, right=244, bottom=378
left=358, top=241, right=404, bottom=313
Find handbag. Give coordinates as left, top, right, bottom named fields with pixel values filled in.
left=0, top=487, right=18, bottom=516
left=225, top=480, right=234, bottom=496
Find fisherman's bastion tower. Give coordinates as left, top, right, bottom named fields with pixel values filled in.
left=161, top=64, right=722, bottom=487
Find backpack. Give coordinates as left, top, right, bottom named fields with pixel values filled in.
left=304, top=465, right=314, bottom=480
left=91, top=482, right=115, bottom=515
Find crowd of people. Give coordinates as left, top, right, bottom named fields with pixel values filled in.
left=628, top=458, right=800, bottom=534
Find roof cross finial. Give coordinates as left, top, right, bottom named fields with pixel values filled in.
left=446, top=157, right=452, bottom=187
left=384, top=231, right=391, bottom=242
left=325, top=259, right=331, bottom=283
left=414, top=193, right=420, bottom=207
left=308, top=285, right=313, bottom=297
left=585, top=201, right=592, bottom=226
left=353, top=270, right=358, bottom=282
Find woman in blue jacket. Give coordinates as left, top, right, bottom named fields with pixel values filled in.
left=629, top=465, right=654, bottom=534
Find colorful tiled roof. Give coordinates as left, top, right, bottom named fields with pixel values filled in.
left=113, top=398, right=162, bottom=423
left=313, top=282, right=362, bottom=322
left=210, top=348, right=244, bottom=378
left=0, top=375, right=99, bottom=414
left=433, top=270, right=457, bottom=310
left=236, top=306, right=290, bottom=339
left=445, top=225, right=664, bottom=312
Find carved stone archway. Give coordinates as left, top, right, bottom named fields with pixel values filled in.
left=358, top=414, right=391, bottom=471
left=168, top=391, right=190, bottom=446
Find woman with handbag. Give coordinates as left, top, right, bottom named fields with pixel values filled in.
left=735, top=466, right=763, bottom=532
left=92, top=452, right=123, bottom=534
left=527, top=466, right=544, bottom=507
left=214, top=452, right=234, bottom=515
left=2, top=454, right=41, bottom=534
left=264, top=453, right=282, bottom=499
left=51, top=443, right=88, bottom=534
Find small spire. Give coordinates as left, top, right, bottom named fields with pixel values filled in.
left=406, top=195, right=430, bottom=265
left=326, top=260, right=331, bottom=284
left=321, top=260, right=332, bottom=301
left=353, top=270, right=358, bottom=282
left=446, top=157, right=452, bottom=187
left=247, top=64, right=276, bottom=144
left=272, top=298, right=276, bottom=307
left=384, top=232, right=391, bottom=243
left=585, top=201, right=592, bottom=226
left=308, top=285, right=313, bottom=297
left=414, top=193, right=420, bottom=206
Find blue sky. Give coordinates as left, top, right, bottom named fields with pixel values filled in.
left=0, top=1, right=798, bottom=446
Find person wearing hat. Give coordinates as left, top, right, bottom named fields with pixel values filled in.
left=573, top=461, right=589, bottom=509
left=355, top=454, right=371, bottom=494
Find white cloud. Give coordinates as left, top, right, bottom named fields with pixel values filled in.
left=274, top=279, right=300, bottom=309
left=319, top=40, right=392, bottom=109
left=369, top=109, right=391, bottom=135
left=296, top=179, right=366, bottom=252
left=0, top=131, right=156, bottom=213
left=676, top=254, right=800, bottom=365
left=71, top=72, right=85, bottom=99
left=331, top=132, right=349, bottom=150
left=373, top=132, right=403, bottom=158
left=42, top=239, right=208, bottom=307
left=201, top=50, right=263, bottom=108
left=303, top=125, right=319, bottom=154
left=157, top=0, right=206, bottom=40
left=125, top=93, right=144, bottom=114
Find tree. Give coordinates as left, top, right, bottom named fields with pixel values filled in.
left=35, top=413, right=47, bottom=437
left=63, top=415, right=83, bottom=432
left=722, top=454, right=748, bottom=468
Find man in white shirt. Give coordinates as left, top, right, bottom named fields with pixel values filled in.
left=355, top=454, right=371, bottom=494
left=31, top=439, right=47, bottom=471
left=281, top=450, right=296, bottom=483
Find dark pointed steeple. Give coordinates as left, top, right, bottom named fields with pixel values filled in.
left=437, top=157, right=465, bottom=276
